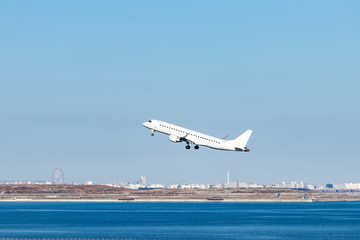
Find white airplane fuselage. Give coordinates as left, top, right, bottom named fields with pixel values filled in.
left=143, top=120, right=252, bottom=151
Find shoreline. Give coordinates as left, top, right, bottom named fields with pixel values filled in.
left=1, top=198, right=359, bottom=203
left=2, top=184, right=360, bottom=203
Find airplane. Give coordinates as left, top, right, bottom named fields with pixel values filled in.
left=143, top=120, right=252, bottom=152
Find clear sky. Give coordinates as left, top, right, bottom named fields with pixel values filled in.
left=1, top=1, right=359, bottom=185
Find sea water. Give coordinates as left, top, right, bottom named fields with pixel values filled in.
left=0, top=202, right=360, bottom=239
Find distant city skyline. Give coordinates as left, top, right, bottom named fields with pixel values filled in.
left=1, top=1, right=360, bottom=185
left=1, top=171, right=359, bottom=189
left=3, top=177, right=360, bottom=192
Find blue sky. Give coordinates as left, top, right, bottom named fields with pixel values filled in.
left=0, top=1, right=359, bottom=185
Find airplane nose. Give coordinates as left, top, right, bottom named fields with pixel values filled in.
left=143, top=120, right=153, bottom=128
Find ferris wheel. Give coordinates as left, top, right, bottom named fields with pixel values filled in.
left=52, top=168, right=64, bottom=184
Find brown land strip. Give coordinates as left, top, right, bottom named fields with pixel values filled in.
left=1, top=184, right=359, bottom=203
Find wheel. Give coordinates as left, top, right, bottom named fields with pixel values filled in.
left=151, top=133, right=154, bottom=136
left=185, top=145, right=190, bottom=149
left=194, top=145, right=199, bottom=150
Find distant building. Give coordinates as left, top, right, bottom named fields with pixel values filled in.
left=191, top=183, right=207, bottom=189
left=249, top=183, right=264, bottom=188
left=345, top=183, right=360, bottom=189
left=238, top=182, right=249, bottom=188
left=273, top=181, right=310, bottom=189
left=170, top=184, right=181, bottom=189
left=140, top=176, right=146, bottom=186
left=125, top=183, right=142, bottom=189
left=180, top=184, right=191, bottom=189
left=226, top=182, right=239, bottom=188
left=149, top=184, right=165, bottom=189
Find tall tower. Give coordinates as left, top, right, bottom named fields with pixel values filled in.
left=227, top=171, right=230, bottom=185
left=140, top=176, right=146, bottom=186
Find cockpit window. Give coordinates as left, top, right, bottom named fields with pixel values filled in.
left=148, top=120, right=152, bottom=123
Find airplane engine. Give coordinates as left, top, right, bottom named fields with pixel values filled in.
left=168, top=135, right=181, bottom=143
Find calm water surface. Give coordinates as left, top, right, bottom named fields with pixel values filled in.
left=0, top=202, right=360, bottom=239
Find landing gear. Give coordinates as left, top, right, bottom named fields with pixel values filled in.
left=194, top=145, right=199, bottom=150
left=185, top=145, right=190, bottom=149
left=151, top=130, right=155, bottom=136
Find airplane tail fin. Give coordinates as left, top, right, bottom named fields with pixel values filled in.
left=228, top=130, right=253, bottom=151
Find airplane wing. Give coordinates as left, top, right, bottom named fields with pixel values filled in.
left=221, top=134, right=230, bottom=140
left=180, top=134, right=201, bottom=145
left=180, top=133, right=191, bottom=143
